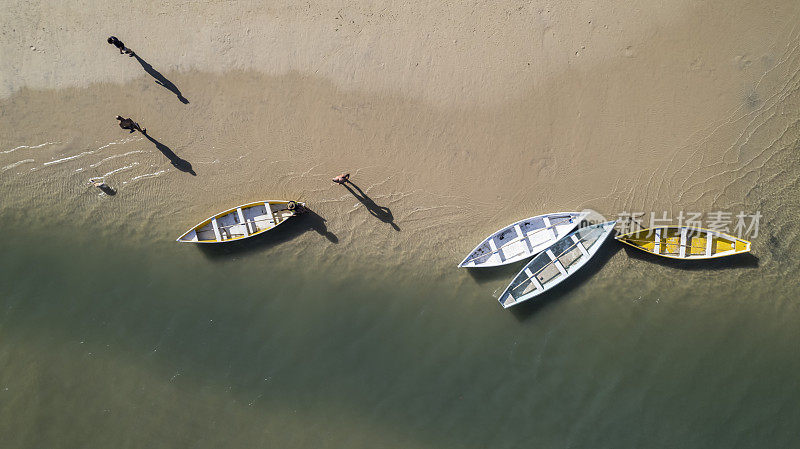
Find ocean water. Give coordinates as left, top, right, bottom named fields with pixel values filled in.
left=1, top=202, right=799, bottom=448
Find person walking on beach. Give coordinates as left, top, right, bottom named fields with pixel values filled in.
left=332, top=173, right=350, bottom=184
left=107, top=36, right=135, bottom=57
left=116, top=116, right=146, bottom=134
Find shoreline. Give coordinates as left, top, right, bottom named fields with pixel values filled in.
left=1, top=0, right=798, bottom=281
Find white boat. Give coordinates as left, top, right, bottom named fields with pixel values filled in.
left=458, top=212, right=588, bottom=268
left=176, top=200, right=305, bottom=243
left=497, top=221, right=617, bottom=308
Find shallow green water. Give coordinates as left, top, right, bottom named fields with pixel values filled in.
left=1, top=213, right=799, bottom=449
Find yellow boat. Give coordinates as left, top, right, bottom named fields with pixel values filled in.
left=616, top=226, right=751, bottom=260
left=176, top=200, right=305, bottom=243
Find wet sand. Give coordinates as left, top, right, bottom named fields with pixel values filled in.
left=3, top=3, right=799, bottom=260
left=1, top=0, right=799, bottom=297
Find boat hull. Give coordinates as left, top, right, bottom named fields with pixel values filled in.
left=176, top=200, right=305, bottom=244
left=498, top=221, right=617, bottom=308
left=458, top=212, right=588, bottom=268
left=615, top=226, right=751, bottom=259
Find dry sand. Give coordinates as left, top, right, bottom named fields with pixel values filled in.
left=2, top=0, right=799, bottom=275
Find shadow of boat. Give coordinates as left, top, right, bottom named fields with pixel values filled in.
left=198, top=208, right=337, bottom=260
left=509, top=239, right=757, bottom=321
left=465, top=260, right=529, bottom=285
left=621, top=245, right=760, bottom=270
left=509, top=238, right=623, bottom=322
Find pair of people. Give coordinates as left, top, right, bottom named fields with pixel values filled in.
left=93, top=116, right=144, bottom=191
left=100, top=37, right=145, bottom=193
left=107, top=36, right=135, bottom=57
left=99, top=114, right=143, bottom=192
left=108, top=36, right=143, bottom=134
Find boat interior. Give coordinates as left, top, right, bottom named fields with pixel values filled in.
left=622, top=228, right=749, bottom=258
left=180, top=202, right=295, bottom=242
left=503, top=224, right=608, bottom=306
left=466, top=214, right=579, bottom=265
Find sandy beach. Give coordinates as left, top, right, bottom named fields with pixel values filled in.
left=2, top=0, right=799, bottom=273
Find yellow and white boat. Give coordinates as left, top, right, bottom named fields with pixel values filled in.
left=616, top=226, right=751, bottom=259
left=176, top=200, right=305, bottom=243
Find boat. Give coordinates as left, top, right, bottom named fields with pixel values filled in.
left=176, top=200, right=305, bottom=243
left=497, top=221, right=617, bottom=308
left=458, top=212, right=588, bottom=268
left=615, top=226, right=751, bottom=259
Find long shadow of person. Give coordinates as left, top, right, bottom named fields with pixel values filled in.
left=342, top=181, right=400, bottom=231
left=133, top=54, right=189, bottom=104
left=509, top=239, right=622, bottom=322
left=143, top=133, right=196, bottom=175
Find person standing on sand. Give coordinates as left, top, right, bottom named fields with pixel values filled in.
left=116, top=116, right=146, bottom=134
left=332, top=173, right=350, bottom=184
left=107, top=36, right=135, bottom=57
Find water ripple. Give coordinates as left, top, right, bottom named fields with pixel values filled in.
left=1, top=159, right=34, bottom=172
left=0, top=141, right=59, bottom=155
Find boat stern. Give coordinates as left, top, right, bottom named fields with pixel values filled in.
left=176, top=229, right=198, bottom=243
left=498, top=290, right=516, bottom=309
left=736, top=238, right=752, bottom=254
left=288, top=200, right=308, bottom=215
left=457, top=255, right=477, bottom=268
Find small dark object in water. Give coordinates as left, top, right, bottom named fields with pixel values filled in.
left=88, top=178, right=116, bottom=196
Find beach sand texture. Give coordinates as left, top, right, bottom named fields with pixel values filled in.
left=2, top=0, right=800, bottom=269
